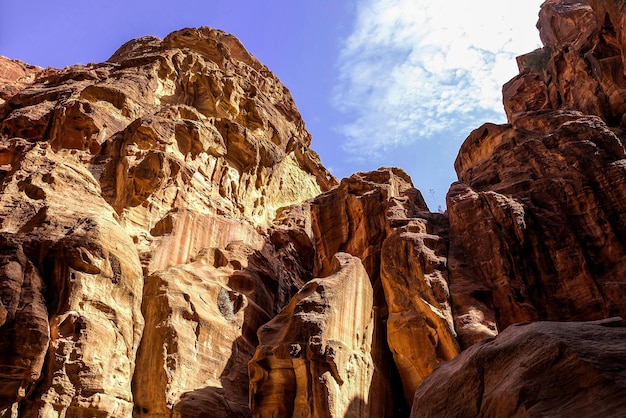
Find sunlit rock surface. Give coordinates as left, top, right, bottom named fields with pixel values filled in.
left=0, top=140, right=143, bottom=417
left=2, top=0, right=626, bottom=416
left=0, top=27, right=334, bottom=417
left=310, top=168, right=459, bottom=408
left=249, top=253, right=379, bottom=418
left=0, top=57, right=44, bottom=107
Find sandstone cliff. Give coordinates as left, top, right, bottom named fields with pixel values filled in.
left=0, top=28, right=336, bottom=417
left=448, top=0, right=626, bottom=347
left=2, top=0, right=626, bottom=417
left=422, top=0, right=626, bottom=416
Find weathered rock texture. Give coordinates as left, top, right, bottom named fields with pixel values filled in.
left=0, top=27, right=335, bottom=417
left=310, top=169, right=459, bottom=407
left=448, top=0, right=626, bottom=348
left=249, top=253, right=377, bottom=418
left=0, top=139, right=144, bottom=418
left=504, top=0, right=626, bottom=125
left=0, top=57, right=44, bottom=107
left=411, top=319, right=626, bottom=418
left=4, top=0, right=626, bottom=416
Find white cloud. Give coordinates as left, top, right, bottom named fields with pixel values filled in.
left=333, top=0, right=544, bottom=160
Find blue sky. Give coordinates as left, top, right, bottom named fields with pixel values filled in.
left=1, top=0, right=543, bottom=210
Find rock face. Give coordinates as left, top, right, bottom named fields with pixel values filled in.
left=448, top=0, right=626, bottom=347
left=0, top=57, right=43, bottom=106
left=310, top=169, right=459, bottom=407
left=503, top=0, right=626, bottom=124
left=411, top=319, right=626, bottom=418
left=0, top=139, right=144, bottom=417
left=249, top=253, right=377, bottom=418
left=0, top=27, right=334, bottom=417
left=3, top=0, right=626, bottom=416
left=0, top=235, right=49, bottom=410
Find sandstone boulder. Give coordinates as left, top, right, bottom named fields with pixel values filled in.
left=411, top=319, right=626, bottom=418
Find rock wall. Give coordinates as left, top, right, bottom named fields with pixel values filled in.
left=447, top=0, right=626, bottom=347
left=310, top=169, right=459, bottom=408
left=0, top=28, right=336, bottom=417
left=249, top=253, right=377, bottom=418
left=0, top=139, right=144, bottom=417
left=419, top=1, right=626, bottom=416
left=3, top=0, right=626, bottom=416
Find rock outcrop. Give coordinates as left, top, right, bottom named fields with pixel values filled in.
left=249, top=253, right=378, bottom=418
left=3, top=0, right=626, bottom=416
left=411, top=319, right=626, bottom=418
left=0, top=27, right=334, bottom=417
left=310, top=169, right=459, bottom=407
left=448, top=0, right=626, bottom=348
left=0, top=139, right=144, bottom=417
left=0, top=57, right=44, bottom=107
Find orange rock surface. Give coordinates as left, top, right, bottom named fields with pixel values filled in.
left=249, top=253, right=379, bottom=418
left=0, top=28, right=334, bottom=417
left=2, top=0, right=626, bottom=416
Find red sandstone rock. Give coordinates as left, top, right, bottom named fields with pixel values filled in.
left=311, top=168, right=458, bottom=407
left=4, top=1, right=626, bottom=416
left=504, top=0, right=626, bottom=126
left=0, top=236, right=49, bottom=410
left=451, top=0, right=626, bottom=349
left=448, top=110, right=626, bottom=346
left=411, top=319, right=626, bottom=418
left=0, top=57, right=43, bottom=106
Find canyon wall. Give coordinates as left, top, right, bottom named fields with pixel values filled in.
left=2, top=1, right=626, bottom=417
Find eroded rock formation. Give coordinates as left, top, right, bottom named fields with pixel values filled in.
left=2, top=0, right=626, bottom=416
left=448, top=0, right=626, bottom=347
left=310, top=168, right=459, bottom=408
left=0, top=27, right=335, bottom=417
left=0, top=139, right=144, bottom=417
left=428, top=1, right=626, bottom=415
left=249, top=253, right=378, bottom=418
left=0, top=57, right=44, bottom=107
left=411, top=319, right=626, bottom=418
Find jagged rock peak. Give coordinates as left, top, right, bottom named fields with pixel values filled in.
left=504, top=0, right=626, bottom=127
